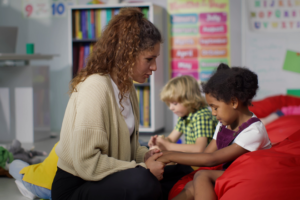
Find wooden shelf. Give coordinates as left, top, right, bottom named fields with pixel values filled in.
left=0, top=54, right=58, bottom=61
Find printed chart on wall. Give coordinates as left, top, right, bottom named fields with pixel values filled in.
left=243, top=1, right=300, bottom=100
left=248, top=0, right=300, bottom=32
left=167, top=0, right=231, bottom=82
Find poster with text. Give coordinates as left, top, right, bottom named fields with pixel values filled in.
left=248, top=0, right=300, bottom=32
left=168, top=0, right=231, bottom=82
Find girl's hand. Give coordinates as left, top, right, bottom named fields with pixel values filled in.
left=145, top=153, right=165, bottom=180
left=144, top=148, right=161, bottom=162
left=148, top=135, right=158, bottom=148
left=156, top=136, right=170, bottom=151
left=156, top=151, right=173, bottom=164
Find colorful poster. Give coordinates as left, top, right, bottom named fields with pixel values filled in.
left=248, top=0, right=300, bottom=32
left=168, top=0, right=230, bottom=82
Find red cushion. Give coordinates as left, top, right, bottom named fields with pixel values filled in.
left=249, top=95, right=300, bottom=118
left=215, top=130, right=300, bottom=200
left=266, top=115, right=300, bottom=144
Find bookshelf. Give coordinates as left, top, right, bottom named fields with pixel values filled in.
left=68, top=3, right=164, bottom=133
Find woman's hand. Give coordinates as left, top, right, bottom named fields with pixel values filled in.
left=156, top=136, right=171, bottom=151
left=144, top=148, right=161, bottom=162
left=145, top=153, right=165, bottom=180
left=148, top=135, right=158, bottom=148
left=149, top=145, right=161, bottom=151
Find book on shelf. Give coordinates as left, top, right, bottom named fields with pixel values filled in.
left=81, top=10, right=87, bottom=39
left=78, top=45, right=84, bottom=73
left=75, top=10, right=81, bottom=39
left=72, top=45, right=79, bottom=76
left=73, top=43, right=95, bottom=75
left=95, top=9, right=101, bottom=38
left=91, top=9, right=96, bottom=39
left=87, top=10, right=92, bottom=39
left=106, top=9, right=112, bottom=23
left=84, top=44, right=90, bottom=67
left=135, top=86, right=151, bottom=127
left=113, top=9, right=120, bottom=16
left=100, top=9, right=107, bottom=31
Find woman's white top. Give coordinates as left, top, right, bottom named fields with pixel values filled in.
left=110, top=78, right=135, bottom=136
left=213, top=114, right=272, bottom=151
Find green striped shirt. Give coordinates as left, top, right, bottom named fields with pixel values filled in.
left=175, top=107, right=218, bottom=144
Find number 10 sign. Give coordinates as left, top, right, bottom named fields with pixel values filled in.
left=22, top=0, right=76, bottom=18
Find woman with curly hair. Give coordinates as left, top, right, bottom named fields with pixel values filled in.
left=51, top=8, right=164, bottom=200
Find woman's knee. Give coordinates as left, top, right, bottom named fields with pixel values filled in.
left=135, top=167, right=160, bottom=187
left=133, top=167, right=161, bottom=197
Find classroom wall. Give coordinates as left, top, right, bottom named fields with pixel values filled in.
left=0, top=0, right=242, bottom=134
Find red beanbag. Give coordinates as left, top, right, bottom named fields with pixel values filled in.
left=249, top=95, right=300, bottom=144
left=265, top=115, right=300, bottom=144
left=215, top=130, right=300, bottom=200
left=249, top=95, right=300, bottom=118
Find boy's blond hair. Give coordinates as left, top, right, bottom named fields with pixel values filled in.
left=160, top=75, right=206, bottom=113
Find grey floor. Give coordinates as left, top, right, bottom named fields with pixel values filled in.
left=0, top=132, right=168, bottom=200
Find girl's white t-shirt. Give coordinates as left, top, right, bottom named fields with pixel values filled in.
left=110, top=78, right=135, bottom=136
left=213, top=115, right=272, bottom=151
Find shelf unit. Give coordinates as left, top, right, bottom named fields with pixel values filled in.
left=0, top=54, right=57, bottom=143
left=68, top=3, right=164, bottom=133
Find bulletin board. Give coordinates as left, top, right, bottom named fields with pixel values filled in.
left=242, top=0, right=300, bottom=100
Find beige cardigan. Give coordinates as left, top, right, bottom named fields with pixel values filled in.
left=55, top=74, right=148, bottom=181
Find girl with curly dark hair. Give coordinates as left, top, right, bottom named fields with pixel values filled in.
left=51, top=8, right=164, bottom=200
left=156, top=63, right=272, bottom=200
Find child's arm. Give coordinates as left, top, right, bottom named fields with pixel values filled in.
left=148, top=129, right=182, bottom=149
left=167, top=129, right=183, bottom=143
left=156, top=136, right=208, bottom=152
left=156, top=143, right=249, bottom=167
left=203, top=139, right=218, bottom=153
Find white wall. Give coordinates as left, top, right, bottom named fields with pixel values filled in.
left=0, top=0, right=242, bottom=133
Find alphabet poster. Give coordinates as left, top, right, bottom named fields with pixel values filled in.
left=248, top=0, right=300, bottom=32
left=167, top=0, right=231, bottom=82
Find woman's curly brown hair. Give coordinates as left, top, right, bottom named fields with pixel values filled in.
left=69, top=7, right=162, bottom=111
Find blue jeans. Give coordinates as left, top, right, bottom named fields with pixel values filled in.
left=9, top=160, right=52, bottom=200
